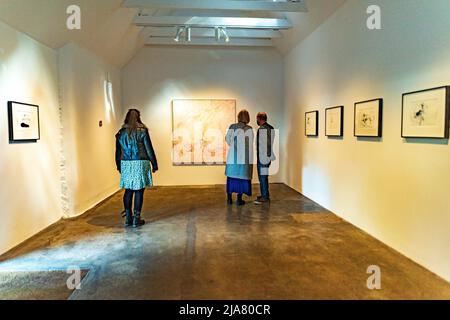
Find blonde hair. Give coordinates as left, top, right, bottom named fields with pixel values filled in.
left=237, top=109, right=250, bottom=124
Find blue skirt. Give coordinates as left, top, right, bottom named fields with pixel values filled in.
left=227, top=177, right=252, bottom=196
left=120, top=160, right=153, bottom=191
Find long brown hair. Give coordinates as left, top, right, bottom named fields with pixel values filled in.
left=123, top=109, right=146, bottom=137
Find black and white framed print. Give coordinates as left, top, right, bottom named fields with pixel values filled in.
left=325, top=106, right=344, bottom=137
left=305, top=111, right=319, bottom=137
left=402, top=86, right=450, bottom=139
left=354, top=99, right=383, bottom=137
left=8, top=101, right=40, bottom=142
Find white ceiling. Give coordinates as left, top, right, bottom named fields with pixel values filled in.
left=0, top=0, right=346, bottom=67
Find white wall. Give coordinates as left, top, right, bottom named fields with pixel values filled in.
left=0, top=21, right=61, bottom=254
left=59, top=43, right=122, bottom=217
left=284, top=0, right=450, bottom=282
left=122, top=47, right=284, bottom=186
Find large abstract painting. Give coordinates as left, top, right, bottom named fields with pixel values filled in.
left=172, top=99, right=236, bottom=165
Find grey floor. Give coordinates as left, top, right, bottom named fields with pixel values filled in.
left=0, top=184, right=449, bottom=300
left=0, top=270, right=88, bottom=300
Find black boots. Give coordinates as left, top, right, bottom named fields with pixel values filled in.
left=133, top=211, right=146, bottom=228
left=124, top=209, right=145, bottom=228
left=237, top=194, right=246, bottom=206
left=228, top=193, right=246, bottom=206
left=124, top=209, right=133, bottom=227
left=227, top=193, right=233, bottom=205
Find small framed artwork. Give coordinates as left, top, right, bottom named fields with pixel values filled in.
left=354, top=99, right=383, bottom=137
left=402, top=86, right=450, bottom=139
left=305, top=111, right=319, bottom=137
left=8, top=101, right=40, bottom=142
left=325, top=106, right=344, bottom=137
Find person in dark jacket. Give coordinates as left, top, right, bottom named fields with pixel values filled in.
left=225, top=110, right=254, bottom=206
left=115, top=109, right=158, bottom=228
left=254, top=112, right=275, bottom=205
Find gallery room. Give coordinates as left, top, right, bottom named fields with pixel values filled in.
left=0, top=0, right=449, bottom=303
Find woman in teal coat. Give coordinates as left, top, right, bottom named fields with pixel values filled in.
left=225, top=109, right=254, bottom=206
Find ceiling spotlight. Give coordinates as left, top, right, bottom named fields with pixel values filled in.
left=221, top=27, right=230, bottom=43
left=174, top=26, right=184, bottom=42
left=185, top=27, right=192, bottom=42
left=215, top=27, right=221, bottom=42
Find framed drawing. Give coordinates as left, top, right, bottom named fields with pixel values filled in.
left=172, top=99, right=236, bottom=165
left=402, top=86, right=450, bottom=139
left=354, top=99, right=383, bottom=137
left=8, top=101, right=40, bottom=142
left=325, top=106, right=344, bottom=137
left=305, top=111, right=319, bottom=137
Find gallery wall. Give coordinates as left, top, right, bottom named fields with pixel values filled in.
left=0, top=21, right=61, bottom=254
left=283, top=0, right=450, bottom=281
left=122, top=47, right=284, bottom=186
left=59, top=43, right=122, bottom=217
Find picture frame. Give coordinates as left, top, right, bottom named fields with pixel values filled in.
left=354, top=98, right=383, bottom=137
left=172, top=99, right=236, bottom=165
left=325, top=106, right=344, bottom=137
left=401, top=86, right=450, bottom=139
left=8, top=101, right=40, bottom=142
left=305, top=111, right=319, bottom=137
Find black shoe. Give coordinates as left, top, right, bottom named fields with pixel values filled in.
left=237, top=194, right=246, bottom=206
left=227, top=193, right=233, bottom=205
left=133, top=211, right=146, bottom=228
left=124, top=210, right=133, bottom=227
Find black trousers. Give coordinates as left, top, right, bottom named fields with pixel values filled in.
left=123, top=189, right=145, bottom=212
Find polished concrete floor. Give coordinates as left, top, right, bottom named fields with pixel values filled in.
left=0, top=270, right=88, bottom=300
left=0, top=184, right=449, bottom=300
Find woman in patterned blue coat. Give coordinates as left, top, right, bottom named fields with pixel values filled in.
left=225, top=110, right=254, bottom=206
left=115, top=109, right=158, bottom=228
